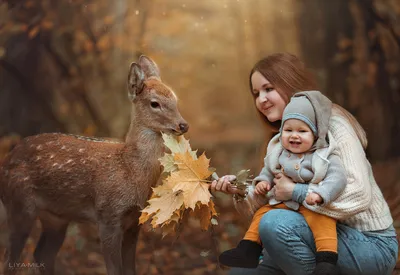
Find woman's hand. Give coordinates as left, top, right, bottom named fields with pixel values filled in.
left=210, top=175, right=241, bottom=195
left=273, top=173, right=295, bottom=201
left=254, top=181, right=272, bottom=195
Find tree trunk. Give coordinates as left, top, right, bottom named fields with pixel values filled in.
left=299, top=0, right=400, bottom=161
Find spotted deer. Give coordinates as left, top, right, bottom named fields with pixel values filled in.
left=0, top=55, right=188, bottom=275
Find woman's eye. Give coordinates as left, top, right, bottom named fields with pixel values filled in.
left=265, top=88, right=274, bottom=92
left=150, top=101, right=160, bottom=108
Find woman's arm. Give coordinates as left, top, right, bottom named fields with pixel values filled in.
left=306, top=116, right=373, bottom=219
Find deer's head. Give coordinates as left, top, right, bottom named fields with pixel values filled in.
left=127, top=55, right=188, bottom=136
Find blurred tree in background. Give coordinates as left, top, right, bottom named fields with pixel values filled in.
left=0, top=0, right=399, bottom=274
left=299, top=0, right=400, bottom=160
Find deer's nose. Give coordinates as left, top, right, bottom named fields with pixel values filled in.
left=179, top=123, right=189, bottom=133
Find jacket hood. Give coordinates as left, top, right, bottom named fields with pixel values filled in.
left=292, top=91, right=332, bottom=149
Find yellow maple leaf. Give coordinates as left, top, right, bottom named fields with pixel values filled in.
left=168, top=152, right=213, bottom=209
left=140, top=134, right=220, bottom=236
left=159, top=153, right=177, bottom=174
left=141, top=189, right=184, bottom=226
left=162, top=133, right=197, bottom=159
left=151, top=178, right=176, bottom=196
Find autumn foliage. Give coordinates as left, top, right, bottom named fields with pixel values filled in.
left=139, top=134, right=218, bottom=237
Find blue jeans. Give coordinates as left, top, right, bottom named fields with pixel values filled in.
left=229, top=209, right=398, bottom=275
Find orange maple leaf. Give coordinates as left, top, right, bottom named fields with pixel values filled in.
left=168, top=152, right=213, bottom=209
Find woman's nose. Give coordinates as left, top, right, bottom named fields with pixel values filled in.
left=259, top=90, right=268, bottom=102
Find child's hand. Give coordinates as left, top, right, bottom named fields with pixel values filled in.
left=255, top=181, right=271, bottom=195
left=305, top=192, right=323, bottom=205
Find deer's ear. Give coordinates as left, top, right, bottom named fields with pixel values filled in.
left=139, top=55, right=160, bottom=79
left=128, top=63, right=145, bottom=101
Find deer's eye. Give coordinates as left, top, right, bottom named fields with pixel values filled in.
left=150, top=101, right=160, bottom=109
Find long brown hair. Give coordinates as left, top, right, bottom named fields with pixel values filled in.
left=249, top=52, right=367, bottom=149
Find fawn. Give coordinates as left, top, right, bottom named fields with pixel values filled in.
left=0, top=55, right=188, bottom=275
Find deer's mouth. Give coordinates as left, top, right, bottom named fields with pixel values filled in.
left=170, top=129, right=185, bottom=136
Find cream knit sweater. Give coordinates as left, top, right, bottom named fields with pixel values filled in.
left=234, top=115, right=393, bottom=232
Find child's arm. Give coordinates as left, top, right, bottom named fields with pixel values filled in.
left=252, top=155, right=274, bottom=189
left=305, top=192, right=322, bottom=205
left=307, top=154, right=347, bottom=206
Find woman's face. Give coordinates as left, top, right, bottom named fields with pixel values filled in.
left=251, top=71, right=286, bottom=122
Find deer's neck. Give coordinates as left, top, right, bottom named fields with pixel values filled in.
left=123, top=119, right=164, bottom=207
left=125, top=118, right=164, bottom=160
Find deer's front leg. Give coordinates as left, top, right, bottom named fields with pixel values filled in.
left=98, top=223, right=124, bottom=275
left=121, top=225, right=140, bottom=275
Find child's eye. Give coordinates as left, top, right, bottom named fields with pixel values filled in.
left=284, top=129, right=292, bottom=132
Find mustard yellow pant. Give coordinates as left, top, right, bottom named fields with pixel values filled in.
left=244, top=203, right=337, bottom=253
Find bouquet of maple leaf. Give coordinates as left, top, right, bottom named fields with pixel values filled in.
left=139, top=133, right=250, bottom=237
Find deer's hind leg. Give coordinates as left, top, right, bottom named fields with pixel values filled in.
left=4, top=205, right=36, bottom=275
left=34, top=214, right=69, bottom=275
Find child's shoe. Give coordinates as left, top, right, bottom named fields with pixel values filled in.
left=312, top=251, right=340, bottom=275
left=219, top=240, right=262, bottom=268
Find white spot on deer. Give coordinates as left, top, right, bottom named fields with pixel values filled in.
left=50, top=154, right=54, bottom=159
left=36, top=156, right=41, bottom=161
left=107, top=154, right=112, bottom=158
left=23, top=176, right=30, bottom=181
left=61, top=145, right=66, bottom=150
left=46, top=141, right=54, bottom=145
left=66, top=159, right=73, bottom=164
left=36, top=145, right=43, bottom=150
left=52, top=163, right=58, bottom=167
left=79, top=148, right=85, bottom=153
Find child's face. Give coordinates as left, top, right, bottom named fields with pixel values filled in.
left=281, top=119, right=315, bottom=154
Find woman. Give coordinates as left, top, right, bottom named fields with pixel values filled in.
left=211, top=53, right=398, bottom=275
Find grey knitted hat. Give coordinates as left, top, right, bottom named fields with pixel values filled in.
left=281, top=96, right=317, bottom=136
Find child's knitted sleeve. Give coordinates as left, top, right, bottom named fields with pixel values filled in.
left=307, top=154, right=347, bottom=205
left=252, top=157, right=274, bottom=186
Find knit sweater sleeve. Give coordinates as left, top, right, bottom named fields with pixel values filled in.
left=232, top=185, right=268, bottom=223
left=308, top=154, right=347, bottom=206
left=306, top=116, right=372, bottom=219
